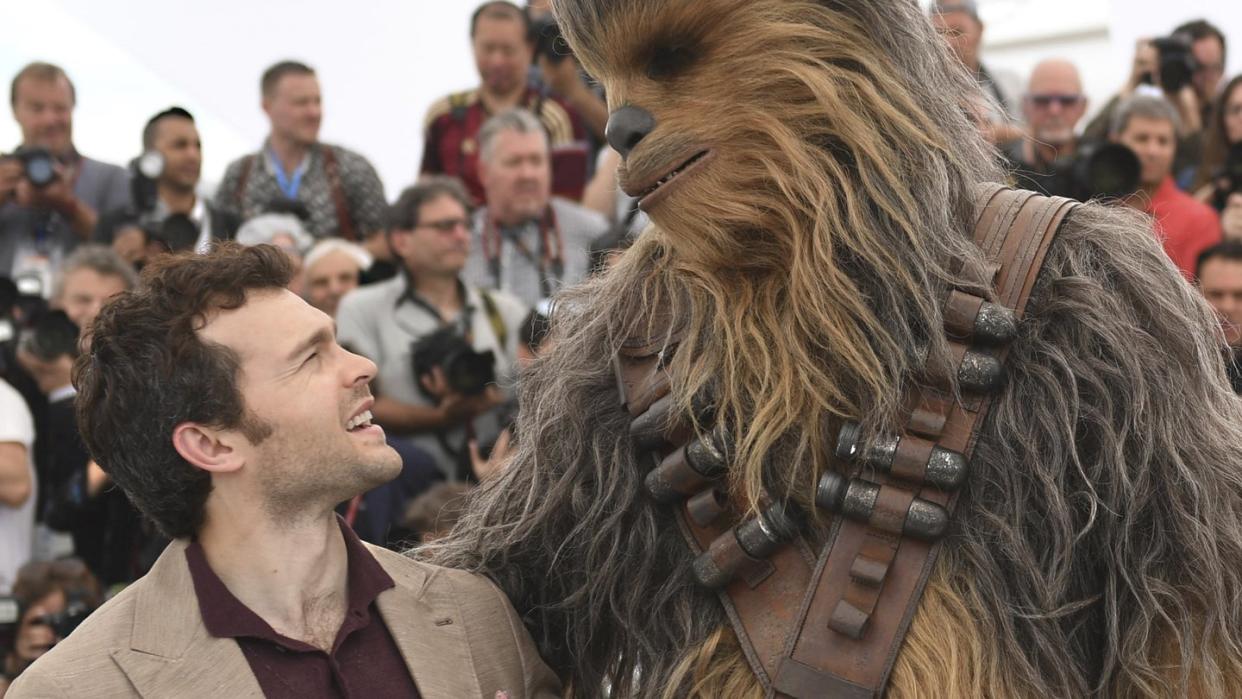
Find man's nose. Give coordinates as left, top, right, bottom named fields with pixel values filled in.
left=606, top=105, right=656, bottom=158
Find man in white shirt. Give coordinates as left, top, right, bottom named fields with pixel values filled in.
left=0, top=376, right=36, bottom=594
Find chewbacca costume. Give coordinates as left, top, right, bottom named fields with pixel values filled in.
left=429, top=1, right=1242, bottom=697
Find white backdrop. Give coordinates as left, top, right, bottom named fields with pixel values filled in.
left=1, top=1, right=1239, bottom=200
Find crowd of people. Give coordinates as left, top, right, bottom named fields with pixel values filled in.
left=0, top=0, right=1237, bottom=688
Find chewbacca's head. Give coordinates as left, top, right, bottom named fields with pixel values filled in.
left=555, top=0, right=1000, bottom=271
left=551, top=0, right=1003, bottom=507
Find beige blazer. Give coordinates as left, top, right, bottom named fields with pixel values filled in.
left=8, top=540, right=560, bottom=698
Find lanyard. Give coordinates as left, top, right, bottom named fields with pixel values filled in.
left=267, top=148, right=306, bottom=199
left=484, top=205, right=564, bottom=300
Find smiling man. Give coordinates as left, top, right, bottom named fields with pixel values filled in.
left=7, top=243, right=558, bottom=698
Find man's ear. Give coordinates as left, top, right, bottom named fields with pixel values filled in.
left=172, top=422, right=243, bottom=474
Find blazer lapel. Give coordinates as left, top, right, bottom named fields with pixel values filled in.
left=111, top=540, right=263, bottom=698
left=373, top=549, right=482, bottom=698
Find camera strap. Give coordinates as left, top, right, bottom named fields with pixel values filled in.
left=483, top=205, right=565, bottom=301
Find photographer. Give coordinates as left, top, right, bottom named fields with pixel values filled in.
left=421, top=1, right=589, bottom=203
left=526, top=0, right=608, bottom=143
left=337, top=177, right=527, bottom=479
left=2, top=558, right=100, bottom=686
left=1083, top=24, right=1223, bottom=178
left=0, top=63, right=129, bottom=299
left=95, top=107, right=240, bottom=256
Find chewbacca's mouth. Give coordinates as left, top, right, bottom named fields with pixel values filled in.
left=630, top=150, right=713, bottom=210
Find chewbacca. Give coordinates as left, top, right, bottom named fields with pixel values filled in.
left=428, top=0, right=1242, bottom=696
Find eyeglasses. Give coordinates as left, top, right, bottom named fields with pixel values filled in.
left=1026, top=94, right=1084, bottom=109
left=417, top=218, right=470, bottom=233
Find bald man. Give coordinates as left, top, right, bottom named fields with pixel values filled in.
left=1001, top=58, right=1089, bottom=195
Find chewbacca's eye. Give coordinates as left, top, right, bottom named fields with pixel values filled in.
left=646, top=43, right=699, bottom=80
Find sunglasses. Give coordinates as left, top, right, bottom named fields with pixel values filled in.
left=1026, top=94, right=1084, bottom=108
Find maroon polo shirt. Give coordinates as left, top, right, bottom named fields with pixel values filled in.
left=185, top=518, right=420, bottom=698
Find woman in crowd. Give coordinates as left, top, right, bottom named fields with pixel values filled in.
left=1194, top=75, right=1242, bottom=237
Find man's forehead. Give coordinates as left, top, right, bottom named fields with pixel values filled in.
left=198, top=289, right=320, bottom=361
left=1201, top=258, right=1242, bottom=284
left=15, top=76, right=72, bottom=102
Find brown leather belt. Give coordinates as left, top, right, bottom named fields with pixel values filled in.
left=615, top=184, right=1078, bottom=697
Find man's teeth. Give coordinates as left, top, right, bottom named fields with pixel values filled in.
left=347, top=410, right=374, bottom=430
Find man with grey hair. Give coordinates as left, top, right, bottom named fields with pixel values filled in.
left=51, top=244, right=138, bottom=332
left=466, top=108, right=608, bottom=308
left=1111, top=95, right=1220, bottom=277
left=1002, top=58, right=1088, bottom=195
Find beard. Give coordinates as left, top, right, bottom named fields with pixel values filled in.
left=249, top=395, right=401, bottom=523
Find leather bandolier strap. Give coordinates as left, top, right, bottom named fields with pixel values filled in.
left=613, top=184, right=1078, bottom=698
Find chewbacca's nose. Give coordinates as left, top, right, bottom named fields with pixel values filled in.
left=606, top=105, right=656, bottom=158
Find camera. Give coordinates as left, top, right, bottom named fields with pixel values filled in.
left=0, top=591, right=93, bottom=661
left=1036, top=143, right=1142, bottom=203
left=2, top=146, right=58, bottom=189
left=531, top=13, right=573, bottom=65
left=1148, top=34, right=1198, bottom=94
left=411, top=326, right=497, bottom=398
left=128, top=150, right=165, bottom=216
left=1211, top=143, right=1242, bottom=212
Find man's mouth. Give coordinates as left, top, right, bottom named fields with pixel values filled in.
left=346, top=410, right=374, bottom=431
left=628, top=150, right=714, bottom=210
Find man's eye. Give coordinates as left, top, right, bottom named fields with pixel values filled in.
left=303, top=352, right=318, bottom=366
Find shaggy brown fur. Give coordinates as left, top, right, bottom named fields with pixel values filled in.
left=427, top=0, right=1242, bottom=695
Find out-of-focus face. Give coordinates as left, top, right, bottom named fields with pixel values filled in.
left=1224, top=84, right=1242, bottom=145
left=152, top=116, right=202, bottom=192
left=304, top=249, right=362, bottom=318
left=1199, top=256, right=1242, bottom=347
left=1023, top=61, right=1087, bottom=146
left=480, top=129, right=551, bottom=225
left=263, top=73, right=322, bottom=147
left=56, top=268, right=129, bottom=332
left=198, top=289, right=400, bottom=519
left=16, top=349, right=73, bottom=395
left=12, top=76, right=74, bottom=156
left=392, top=194, right=471, bottom=277
left=1116, top=115, right=1176, bottom=188
left=14, top=589, right=66, bottom=665
left=473, top=14, right=534, bottom=97
left=931, top=10, right=982, bottom=71
left=1191, top=36, right=1225, bottom=103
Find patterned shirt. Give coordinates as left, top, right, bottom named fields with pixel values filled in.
left=213, top=142, right=387, bottom=241
left=421, top=87, right=588, bottom=203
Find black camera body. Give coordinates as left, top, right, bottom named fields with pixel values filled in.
left=9, top=146, right=58, bottom=189
left=1150, top=34, right=1198, bottom=94
left=1031, top=143, right=1142, bottom=203
left=1212, top=143, right=1242, bottom=212
left=531, top=13, right=573, bottom=65
left=412, top=326, right=497, bottom=398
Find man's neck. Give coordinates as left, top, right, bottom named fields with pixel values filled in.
left=158, top=184, right=197, bottom=215
left=480, top=85, right=526, bottom=115
left=268, top=133, right=311, bottom=174
left=495, top=204, right=545, bottom=230
left=198, top=508, right=348, bottom=651
left=414, top=272, right=463, bottom=317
